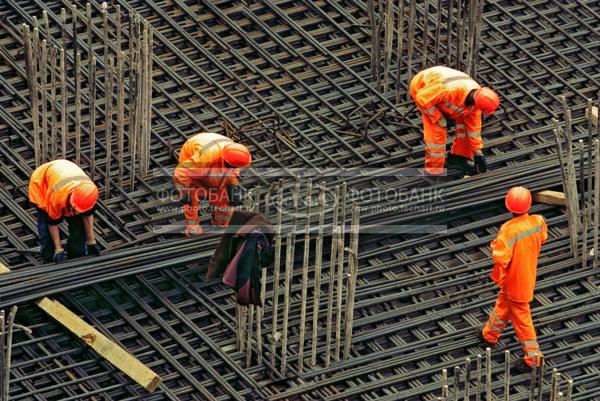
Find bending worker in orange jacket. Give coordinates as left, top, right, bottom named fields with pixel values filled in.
left=173, top=133, right=252, bottom=236
left=29, top=159, right=101, bottom=264
left=479, top=187, right=548, bottom=373
left=410, top=66, right=500, bottom=175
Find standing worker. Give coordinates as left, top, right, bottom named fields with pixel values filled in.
left=28, top=159, right=101, bottom=264
left=478, top=187, right=548, bottom=373
left=173, top=132, right=251, bottom=236
left=410, top=66, right=499, bottom=175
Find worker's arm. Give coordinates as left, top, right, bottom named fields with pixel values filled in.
left=83, top=214, right=95, bottom=244
left=82, top=212, right=102, bottom=255
left=173, top=163, right=193, bottom=191
left=538, top=216, right=548, bottom=245
left=173, top=156, right=214, bottom=191
left=414, top=84, right=445, bottom=123
left=227, top=168, right=240, bottom=187
left=491, top=236, right=513, bottom=269
left=48, top=224, right=62, bottom=250
left=489, top=232, right=513, bottom=286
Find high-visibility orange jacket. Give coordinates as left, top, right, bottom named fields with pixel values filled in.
left=173, top=133, right=240, bottom=191
left=410, top=66, right=483, bottom=153
left=490, top=213, right=548, bottom=302
left=29, top=159, right=95, bottom=220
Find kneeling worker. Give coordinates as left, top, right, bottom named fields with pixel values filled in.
left=173, top=132, right=252, bottom=236
left=410, top=66, right=499, bottom=175
left=28, top=159, right=101, bottom=264
left=479, top=187, right=547, bottom=373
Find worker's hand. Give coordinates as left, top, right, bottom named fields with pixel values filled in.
left=185, top=224, right=203, bottom=237
left=53, top=248, right=66, bottom=264
left=437, top=117, right=447, bottom=128
left=86, top=241, right=102, bottom=256
left=474, top=154, right=487, bottom=173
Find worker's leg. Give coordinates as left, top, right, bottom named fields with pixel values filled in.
left=65, top=215, right=87, bottom=258
left=510, top=299, right=542, bottom=367
left=36, top=208, right=55, bottom=262
left=451, top=117, right=474, bottom=159
left=422, top=113, right=447, bottom=175
left=210, top=187, right=233, bottom=226
left=482, top=292, right=510, bottom=344
left=184, top=186, right=207, bottom=235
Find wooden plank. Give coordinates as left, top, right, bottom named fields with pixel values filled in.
left=533, top=190, right=566, bottom=206
left=0, top=263, right=161, bottom=392
left=585, top=106, right=598, bottom=127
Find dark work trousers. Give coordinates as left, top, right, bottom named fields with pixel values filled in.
left=36, top=209, right=87, bottom=262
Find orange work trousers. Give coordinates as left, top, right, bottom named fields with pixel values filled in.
left=183, top=185, right=233, bottom=228
left=421, top=115, right=476, bottom=175
left=450, top=119, right=475, bottom=159
left=482, top=292, right=542, bottom=367
left=421, top=112, right=447, bottom=175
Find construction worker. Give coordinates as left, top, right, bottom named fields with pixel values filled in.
left=173, top=132, right=251, bottom=236
left=409, top=66, right=500, bottom=175
left=28, top=159, right=101, bottom=264
left=478, top=187, right=548, bottom=373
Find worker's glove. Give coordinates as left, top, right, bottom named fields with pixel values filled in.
left=437, top=117, right=447, bottom=128
left=86, top=241, right=102, bottom=257
left=186, top=223, right=203, bottom=237
left=53, top=248, right=66, bottom=264
left=474, top=154, right=487, bottom=174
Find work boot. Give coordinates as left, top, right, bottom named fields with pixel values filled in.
left=423, top=172, right=446, bottom=186
left=475, top=327, right=496, bottom=347
left=511, top=359, right=532, bottom=375
left=447, top=153, right=476, bottom=175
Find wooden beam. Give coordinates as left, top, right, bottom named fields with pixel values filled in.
left=586, top=106, right=598, bottom=127
left=533, top=190, right=566, bottom=206
left=0, top=263, right=161, bottom=392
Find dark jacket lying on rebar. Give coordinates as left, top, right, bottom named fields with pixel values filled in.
left=208, top=211, right=274, bottom=306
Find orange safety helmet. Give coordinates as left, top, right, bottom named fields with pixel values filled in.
left=505, top=186, right=531, bottom=214
left=223, top=143, right=251, bottom=168
left=70, top=181, right=99, bottom=213
left=474, top=87, right=500, bottom=115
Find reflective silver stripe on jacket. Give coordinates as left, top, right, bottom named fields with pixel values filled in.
left=443, top=75, right=472, bottom=85
left=423, top=106, right=437, bottom=115
left=455, top=133, right=467, bottom=138
left=425, top=142, right=446, bottom=149
left=467, top=131, right=481, bottom=138
left=521, top=340, right=539, bottom=348
left=426, top=151, right=446, bottom=158
left=444, top=101, right=464, bottom=113
left=506, top=225, right=544, bottom=247
left=456, top=124, right=465, bottom=130
left=212, top=206, right=232, bottom=212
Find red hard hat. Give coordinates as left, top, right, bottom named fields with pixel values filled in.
left=474, top=87, right=499, bottom=115
left=505, top=186, right=531, bottom=214
left=70, top=181, right=98, bottom=213
left=223, top=143, right=252, bottom=168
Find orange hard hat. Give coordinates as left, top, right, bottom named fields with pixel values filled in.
left=505, top=186, right=531, bottom=214
left=223, top=143, right=251, bottom=168
left=70, top=181, right=98, bottom=213
left=474, top=87, right=499, bottom=115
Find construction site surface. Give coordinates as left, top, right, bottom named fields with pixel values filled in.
left=0, top=1, right=599, bottom=400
